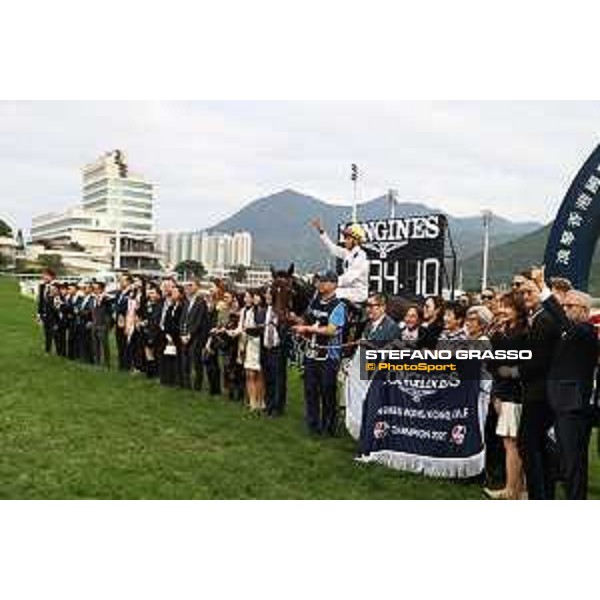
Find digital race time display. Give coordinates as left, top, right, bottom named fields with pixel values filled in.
left=338, top=214, right=447, bottom=298
left=368, top=257, right=441, bottom=297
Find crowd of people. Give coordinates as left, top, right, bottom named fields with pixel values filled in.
left=36, top=269, right=288, bottom=418
left=35, top=259, right=600, bottom=500
left=356, top=268, right=600, bottom=500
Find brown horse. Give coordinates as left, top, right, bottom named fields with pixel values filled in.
left=269, top=264, right=314, bottom=324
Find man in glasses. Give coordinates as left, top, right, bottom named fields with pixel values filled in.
left=532, top=267, right=598, bottom=499
left=511, top=274, right=527, bottom=293
left=481, top=288, right=498, bottom=316
left=362, top=294, right=401, bottom=343
left=505, top=273, right=561, bottom=499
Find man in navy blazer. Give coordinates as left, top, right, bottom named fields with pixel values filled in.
left=362, top=294, right=401, bottom=343
left=180, top=278, right=209, bottom=390
left=36, top=267, right=57, bottom=353
left=532, top=267, right=598, bottom=499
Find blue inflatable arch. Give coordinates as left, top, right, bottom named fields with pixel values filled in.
left=544, top=144, right=600, bottom=291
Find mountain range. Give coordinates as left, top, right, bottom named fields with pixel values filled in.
left=462, top=224, right=600, bottom=295
left=208, top=189, right=542, bottom=272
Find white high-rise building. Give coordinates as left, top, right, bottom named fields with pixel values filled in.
left=156, top=232, right=174, bottom=265
left=190, top=233, right=202, bottom=262
left=176, top=232, right=189, bottom=264
left=202, top=233, right=221, bottom=268
left=231, top=231, right=252, bottom=267
left=82, top=150, right=154, bottom=234
left=156, top=230, right=253, bottom=270
left=31, top=150, right=161, bottom=274
left=156, top=231, right=205, bottom=268
left=216, top=234, right=232, bottom=267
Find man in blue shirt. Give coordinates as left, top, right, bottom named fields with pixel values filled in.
left=293, top=271, right=346, bottom=436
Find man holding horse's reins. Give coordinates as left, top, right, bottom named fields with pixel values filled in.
left=310, top=218, right=369, bottom=306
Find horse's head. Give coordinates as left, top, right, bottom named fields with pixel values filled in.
left=270, top=263, right=295, bottom=321
left=269, top=263, right=315, bottom=323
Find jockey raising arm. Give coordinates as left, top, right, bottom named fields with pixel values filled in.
left=310, top=218, right=370, bottom=305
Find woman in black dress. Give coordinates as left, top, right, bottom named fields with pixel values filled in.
left=485, top=292, right=528, bottom=500
left=128, top=276, right=147, bottom=373
left=159, top=284, right=185, bottom=387
left=223, top=294, right=245, bottom=401
left=141, top=283, right=163, bottom=379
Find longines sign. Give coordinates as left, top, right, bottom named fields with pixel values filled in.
left=338, top=214, right=447, bottom=297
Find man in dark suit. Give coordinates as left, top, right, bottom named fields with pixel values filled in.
left=54, top=282, right=70, bottom=357
left=532, top=267, right=598, bottom=499
left=180, top=278, right=209, bottom=390
left=91, top=281, right=113, bottom=368
left=77, top=281, right=96, bottom=364
left=65, top=282, right=81, bottom=359
left=501, top=276, right=560, bottom=499
left=362, top=294, right=401, bottom=343
left=114, top=274, right=133, bottom=370
left=46, top=282, right=64, bottom=355
left=262, top=288, right=288, bottom=417
left=36, top=268, right=57, bottom=353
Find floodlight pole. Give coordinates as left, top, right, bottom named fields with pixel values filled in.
left=351, top=163, right=359, bottom=223
left=481, top=210, right=492, bottom=292
left=388, top=188, right=398, bottom=219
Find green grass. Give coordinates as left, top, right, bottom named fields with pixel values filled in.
left=1, top=277, right=599, bottom=499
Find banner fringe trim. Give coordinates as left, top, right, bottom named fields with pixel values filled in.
left=356, top=449, right=485, bottom=479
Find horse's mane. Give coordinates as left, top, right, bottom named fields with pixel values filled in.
left=270, top=264, right=314, bottom=317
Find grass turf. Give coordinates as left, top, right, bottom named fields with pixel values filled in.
left=1, top=276, right=598, bottom=499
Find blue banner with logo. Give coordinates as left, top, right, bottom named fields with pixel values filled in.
left=544, top=144, right=600, bottom=291
left=355, top=370, right=488, bottom=478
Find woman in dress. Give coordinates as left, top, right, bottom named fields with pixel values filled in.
left=235, top=290, right=267, bottom=412
left=211, top=291, right=235, bottom=398
left=125, top=276, right=146, bottom=373
left=485, top=292, right=528, bottom=500
left=465, top=305, right=494, bottom=341
left=399, top=304, right=424, bottom=343
left=140, top=283, right=163, bottom=379
left=159, top=284, right=185, bottom=387
left=465, top=304, right=500, bottom=487
left=214, top=293, right=242, bottom=401
left=439, top=301, right=468, bottom=341
left=419, top=295, right=445, bottom=349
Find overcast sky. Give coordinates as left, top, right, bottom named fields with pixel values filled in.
left=1, top=101, right=600, bottom=232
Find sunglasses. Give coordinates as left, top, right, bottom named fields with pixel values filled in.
left=482, top=295, right=494, bottom=300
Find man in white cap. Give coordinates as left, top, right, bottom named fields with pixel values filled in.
left=310, top=218, right=370, bottom=306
